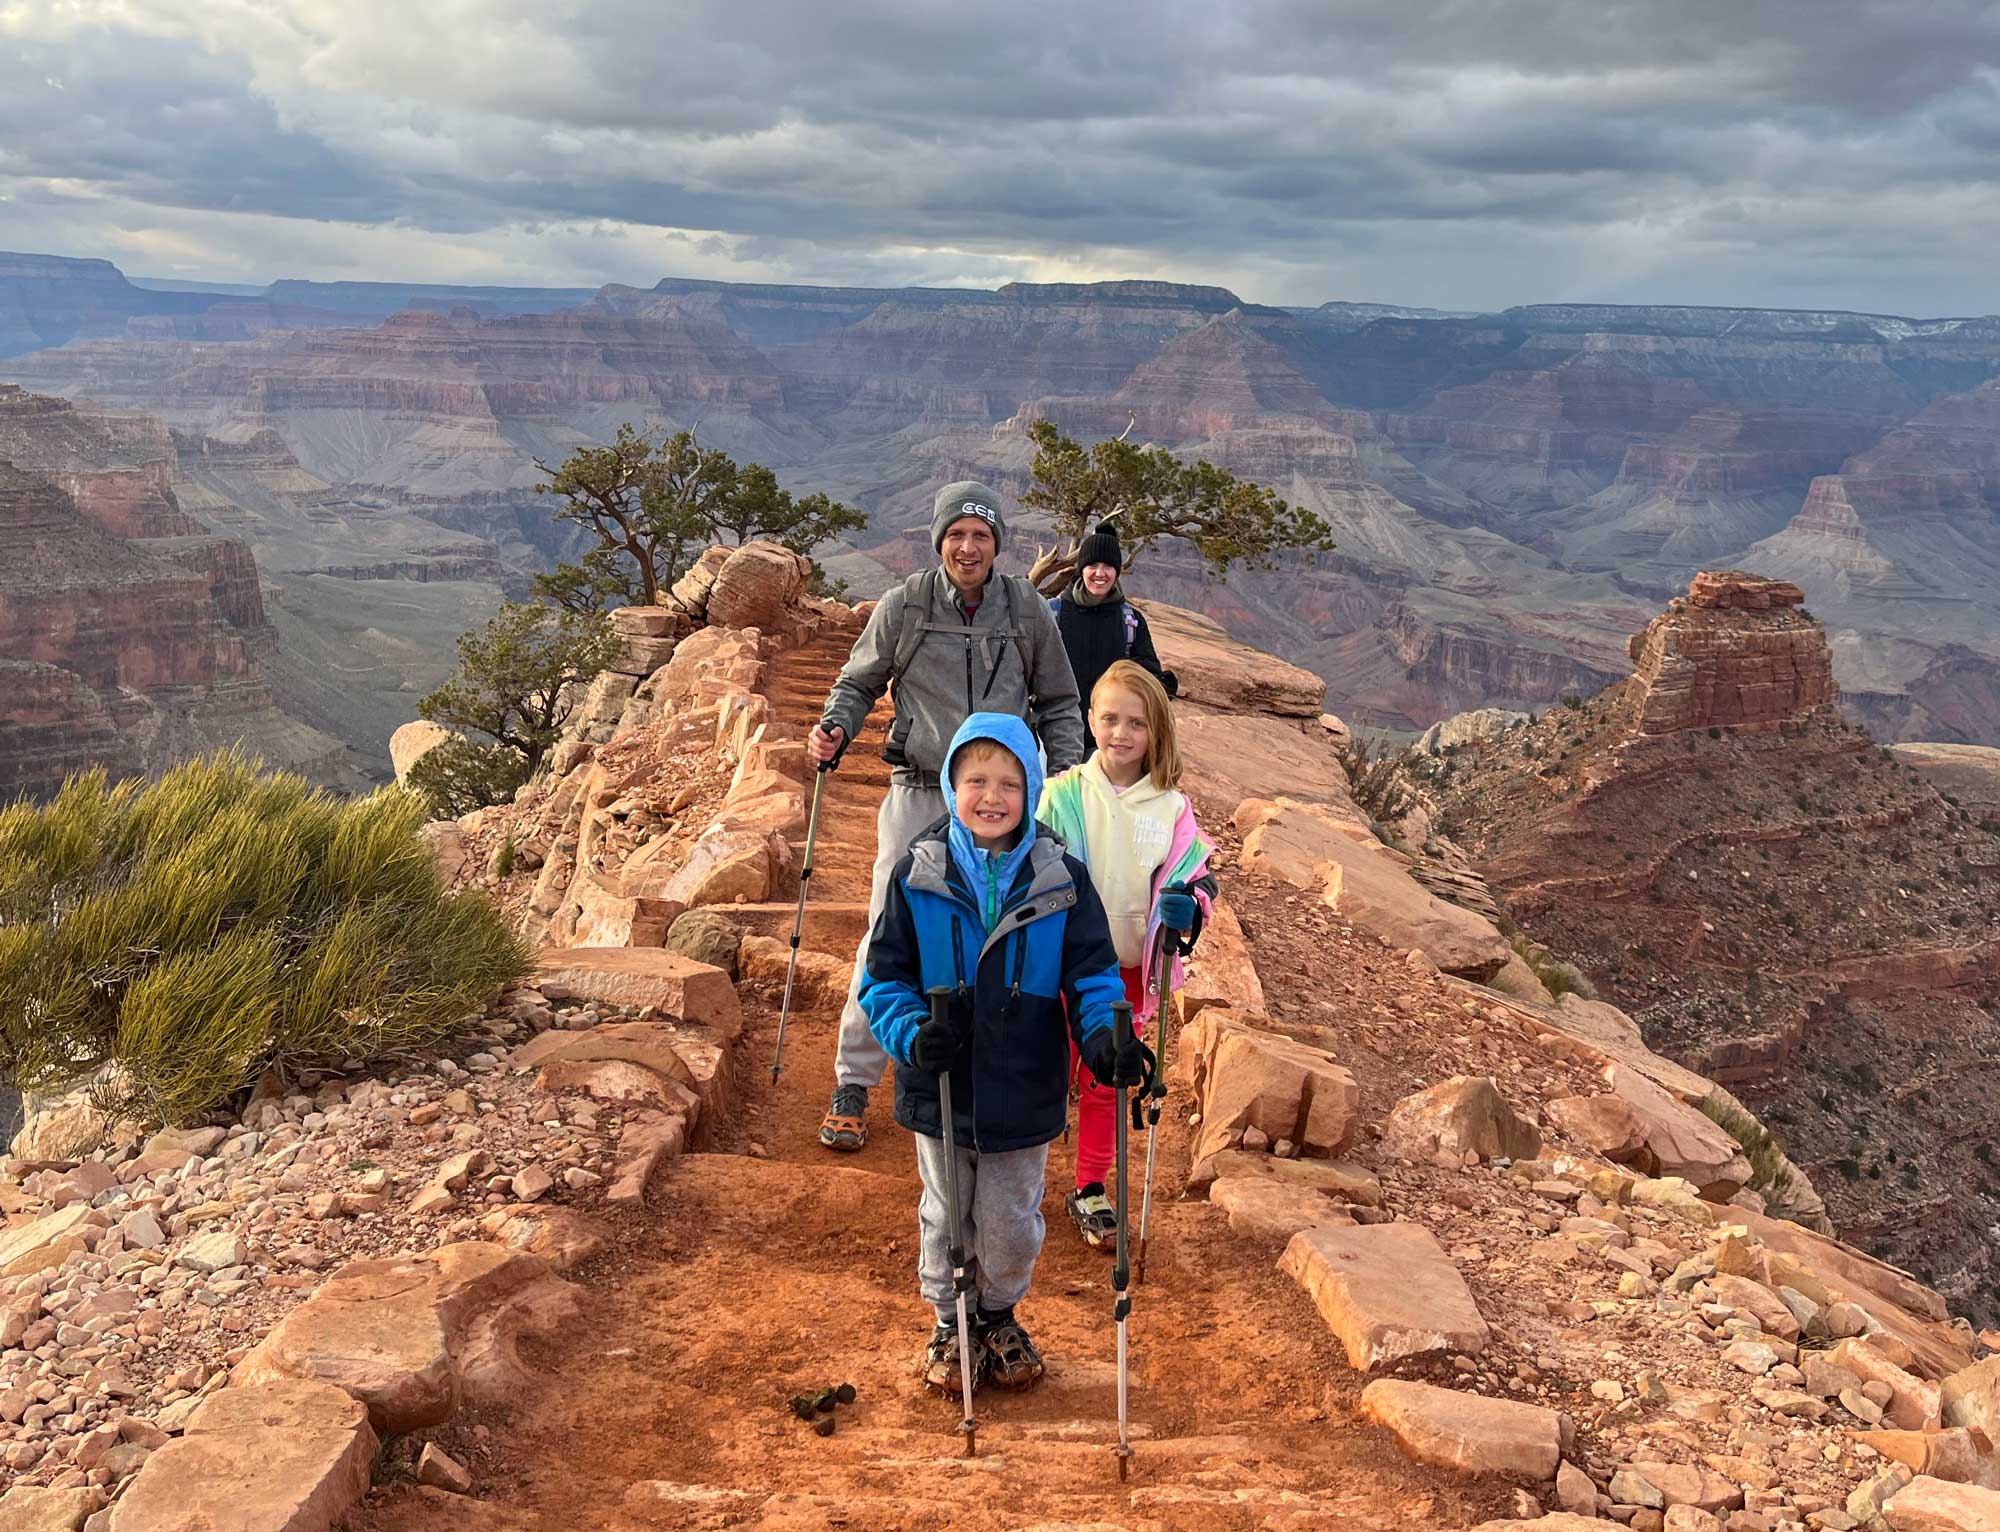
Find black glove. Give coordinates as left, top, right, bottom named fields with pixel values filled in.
left=1085, top=1030, right=1156, bottom=1090
left=910, top=1015, right=965, bottom=1074
left=1161, top=670, right=1179, bottom=699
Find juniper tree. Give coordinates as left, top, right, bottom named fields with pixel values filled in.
left=1020, top=416, right=1334, bottom=593
left=532, top=426, right=864, bottom=612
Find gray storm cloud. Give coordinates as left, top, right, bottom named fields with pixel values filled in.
left=1, top=0, right=1996, bottom=309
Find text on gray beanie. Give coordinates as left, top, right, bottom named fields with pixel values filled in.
left=931, top=480, right=1007, bottom=552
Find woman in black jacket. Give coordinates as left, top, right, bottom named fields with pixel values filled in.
left=1050, top=521, right=1176, bottom=734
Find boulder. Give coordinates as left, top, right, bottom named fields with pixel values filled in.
left=533, top=949, right=742, bottom=1040
left=389, top=720, right=455, bottom=784
left=477, top=1205, right=612, bottom=1274
left=1175, top=900, right=1266, bottom=1024
left=233, top=1243, right=581, bottom=1435
left=704, top=541, right=812, bottom=631
left=1546, top=1094, right=1651, bottom=1161
left=1380, top=1076, right=1542, bottom=1165
left=0, top=1204, right=95, bottom=1272
left=663, top=910, right=744, bottom=977
left=1133, top=600, right=1326, bottom=717
left=738, top=934, right=852, bottom=1012
left=1191, top=1148, right=1381, bottom=1206
left=0, top=1486, right=100, bottom=1531
left=1611, top=1463, right=1743, bottom=1514
left=107, top=1380, right=375, bottom=1532
left=1604, top=1065, right=1751, bottom=1197
left=1857, top=1429, right=2000, bottom=1490
left=1472, top=1519, right=1622, bottom=1532
left=667, top=546, right=732, bottom=620
left=607, top=1111, right=686, bottom=1206
left=1280, top=1222, right=1491, bottom=1370
left=1882, top=1477, right=2000, bottom=1531
left=1940, top=1355, right=2000, bottom=1441
left=1361, top=1378, right=1565, bottom=1479
left=1209, top=1176, right=1358, bottom=1240
left=1178, top=1010, right=1359, bottom=1173
left=10, top=1091, right=142, bottom=1162
left=569, top=873, right=680, bottom=948
left=1704, top=1273, right=1800, bottom=1342
left=1832, top=1337, right=1943, bottom=1431
left=663, top=828, right=788, bottom=908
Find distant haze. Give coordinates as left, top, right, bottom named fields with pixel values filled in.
left=3, top=1, right=1999, bottom=313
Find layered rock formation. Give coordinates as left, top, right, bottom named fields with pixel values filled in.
left=1430, top=577, right=2000, bottom=1320
left=0, top=385, right=350, bottom=796
left=11, top=255, right=2000, bottom=743
left=1623, top=572, right=1838, bottom=735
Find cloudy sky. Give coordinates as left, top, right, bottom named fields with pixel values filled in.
left=3, top=0, right=1999, bottom=312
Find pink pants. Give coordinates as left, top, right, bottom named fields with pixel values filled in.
left=1069, top=967, right=1147, bottom=1190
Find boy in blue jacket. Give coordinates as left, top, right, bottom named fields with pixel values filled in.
left=860, top=711, right=1148, bottom=1393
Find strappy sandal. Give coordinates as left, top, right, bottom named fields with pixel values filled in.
left=818, top=1084, right=868, bottom=1152
left=1065, top=1184, right=1117, bottom=1251
left=977, top=1309, right=1045, bottom=1391
left=919, top=1321, right=987, bottom=1394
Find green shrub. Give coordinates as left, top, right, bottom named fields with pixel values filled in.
left=1509, top=934, right=1598, bottom=1001
left=0, top=752, right=530, bottom=1125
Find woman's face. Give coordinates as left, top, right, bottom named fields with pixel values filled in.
left=1081, top=561, right=1118, bottom=598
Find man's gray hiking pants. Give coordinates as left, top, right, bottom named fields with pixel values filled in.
left=914, top=1133, right=1050, bottom=1320
left=833, top=781, right=946, bottom=1090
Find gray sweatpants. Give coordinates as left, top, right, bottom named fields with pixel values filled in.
left=833, top=781, right=946, bottom=1090
left=915, top=1132, right=1050, bottom=1321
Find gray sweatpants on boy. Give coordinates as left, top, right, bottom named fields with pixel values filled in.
left=834, top=782, right=945, bottom=1089
left=915, top=1133, right=1050, bottom=1321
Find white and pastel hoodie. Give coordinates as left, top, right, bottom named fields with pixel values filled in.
left=1038, top=756, right=1214, bottom=1020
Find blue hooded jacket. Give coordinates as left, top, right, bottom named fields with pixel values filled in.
left=860, top=712, right=1125, bottom=1153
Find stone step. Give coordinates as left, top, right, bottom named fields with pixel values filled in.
left=726, top=901, right=873, bottom=952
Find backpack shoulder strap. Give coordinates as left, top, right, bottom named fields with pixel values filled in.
left=1121, top=602, right=1139, bottom=655
left=888, top=570, right=939, bottom=678
left=1002, top=576, right=1040, bottom=685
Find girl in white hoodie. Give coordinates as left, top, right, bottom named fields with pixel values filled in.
left=1037, top=660, right=1217, bottom=1248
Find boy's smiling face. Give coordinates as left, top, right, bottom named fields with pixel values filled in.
left=952, top=748, right=1026, bottom=853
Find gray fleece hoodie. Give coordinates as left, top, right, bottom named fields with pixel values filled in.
left=820, top=567, right=1086, bottom=786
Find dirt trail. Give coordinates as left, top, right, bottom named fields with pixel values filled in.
left=359, top=637, right=1499, bottom=1532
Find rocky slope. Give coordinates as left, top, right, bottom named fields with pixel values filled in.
left=4, top=549, right=1997, bottom=1530
left=1428, top=572, right=2000, bottom=1324
left=0, top=385, right=354, bottom=797
left=9, top=257, right=2000, bottom=744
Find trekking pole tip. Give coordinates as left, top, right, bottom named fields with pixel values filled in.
left=1115, top=1446, right=1130, bottom=1481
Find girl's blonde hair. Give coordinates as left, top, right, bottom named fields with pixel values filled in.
left=1090, top=660, right=1182, bottom=789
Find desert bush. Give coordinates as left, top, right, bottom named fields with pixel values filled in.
left=0, top=752, right=529, bottom=1125
left=1508, top=934, right=1598, bottom=1001
left=1336, top=732, right=1424, bottom=825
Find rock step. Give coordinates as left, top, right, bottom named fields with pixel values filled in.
left=725, top=900, right=873, bottom=951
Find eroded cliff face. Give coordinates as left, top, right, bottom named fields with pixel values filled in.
left=0, top=386, right=351, bottom=796
left=1431, top=571, right=2000, bottom=1317
left=11, top=271, right=2000, bottom=744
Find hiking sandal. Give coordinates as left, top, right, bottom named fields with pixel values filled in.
left=1065, top=1184, right=1117, bottom=1251
left=818, top=1085, right=868, bottom=1153
left=918, top=1321, right=987, bottom=1394
left=977, top=1312, right=1044, bottom=1390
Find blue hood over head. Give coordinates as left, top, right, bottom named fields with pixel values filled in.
left=939, top=711, right=1042, bottom=922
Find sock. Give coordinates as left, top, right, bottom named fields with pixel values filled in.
left=976, top=1304, right=1015, bottom=1329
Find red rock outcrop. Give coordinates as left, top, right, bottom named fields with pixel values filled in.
left=1623, top=571, right=1837, bottom=734
left=0, top=387, right=340, bottom=795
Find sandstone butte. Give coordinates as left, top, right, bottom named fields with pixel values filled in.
left=1431, top=566, right=2000, bottom=1303
left=0, top=545, right=1994, bottom=1532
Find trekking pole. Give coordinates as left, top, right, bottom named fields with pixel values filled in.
left=1134, top=927, right=1177, bottom=1287
left=1110, top=997, right=1135, bottom=1481
left=770, top=745, right=841, bottom=1084
left=929, top=985, right=977, bottom=1457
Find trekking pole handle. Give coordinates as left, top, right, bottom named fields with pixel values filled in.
left=1113, top=999, right=1133, bottom=1054
left=815, top=722, right=852, bottom=771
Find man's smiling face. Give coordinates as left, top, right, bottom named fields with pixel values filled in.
left=940, top=516, right=997, bottom=594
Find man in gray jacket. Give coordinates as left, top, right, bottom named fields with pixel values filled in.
left=806, top=479, right=1086, bottom=1151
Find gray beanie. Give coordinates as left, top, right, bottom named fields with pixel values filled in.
left=931, top=480, right=1007, bottom=552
